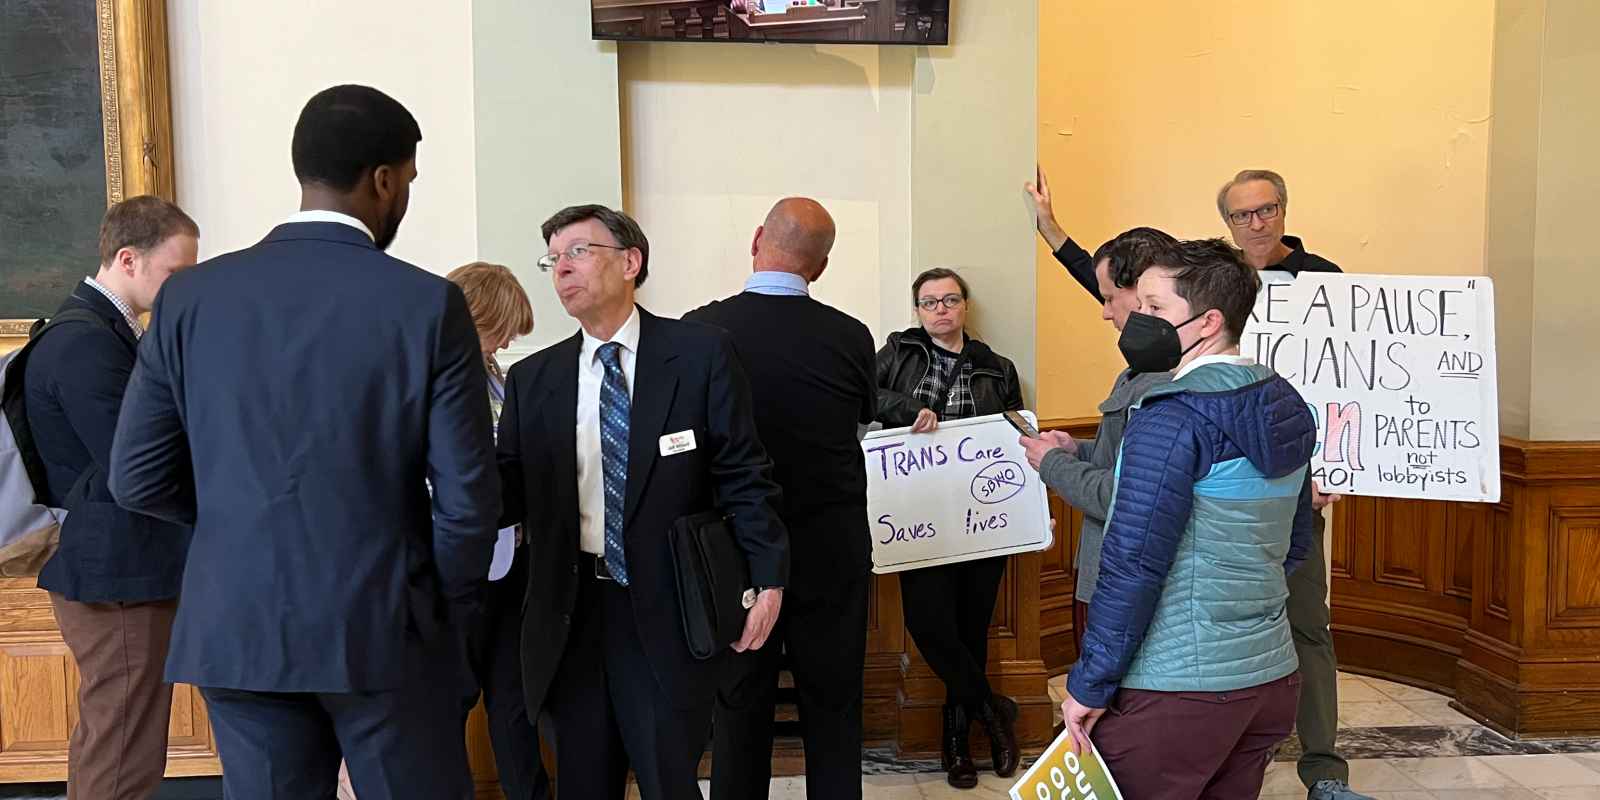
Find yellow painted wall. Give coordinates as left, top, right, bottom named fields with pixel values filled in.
left=1035, top=1, right=1496, bottom=419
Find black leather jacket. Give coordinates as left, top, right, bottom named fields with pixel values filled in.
left=874, top=326, right=1024, bottom=427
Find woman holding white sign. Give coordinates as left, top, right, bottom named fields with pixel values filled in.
left=875, top=268, right=1025, bottom=790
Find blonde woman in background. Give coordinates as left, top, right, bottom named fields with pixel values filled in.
left=339, top=262, right=544, bottom=800
left=446, top=262, right=547, bottom=799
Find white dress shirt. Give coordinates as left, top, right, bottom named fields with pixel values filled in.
left=283, top=209, right=374, bottom=241
left=576, top=306, right=641, bottom=555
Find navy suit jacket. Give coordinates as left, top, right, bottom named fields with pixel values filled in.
left=498, top=309, right=787, bottom=715
left=25, top=282, right=192, bottom=603
left=109, top=221, right=500, bottom=693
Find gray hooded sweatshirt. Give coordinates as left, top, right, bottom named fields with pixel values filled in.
left=1038, top=367, right=1172, bottom=602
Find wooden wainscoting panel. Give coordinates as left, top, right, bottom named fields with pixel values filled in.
left=1453, top=439, right=1600, bottom=737
left=1443, top=501, right=1481, bottom=601
left=1373, top=498, right=1432, bottom=592
left=1035, top=417, right=1097, bottom=675
left=0, top=644, right=74, bottom=760
left=1547, top=507, right=1600, bottom=630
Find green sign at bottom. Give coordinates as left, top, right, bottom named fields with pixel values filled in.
left=1009, top=730, right=1124, bottom=800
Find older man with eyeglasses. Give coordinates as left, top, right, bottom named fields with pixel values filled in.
left=1217, top=169, right=1371, bottom=800
left=498, top=204, right=787, bottom=800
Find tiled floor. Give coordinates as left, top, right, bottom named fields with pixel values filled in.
left=9, top=672, right=1598, bottom=799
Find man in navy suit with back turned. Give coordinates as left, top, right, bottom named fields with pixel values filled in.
left=109, top=85, right=499, bottom=800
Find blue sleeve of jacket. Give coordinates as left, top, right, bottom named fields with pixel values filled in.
left=425, top=284, right=502, bottom=604
left=1285, top=472, right=1314, bottom=575
left=110, top=294, right=197, bottom=525
left=1066, top=402, right=1206, bottom=709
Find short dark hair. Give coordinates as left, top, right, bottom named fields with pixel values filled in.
left=291, top=85, right=421, bottom=192
left=1092, top=227, right=1179, bottom=289
left=98, top=195, right=199, bottom=265
left=911, top=267, right=971, bottom=304
left=540, top=204, right=651, bottom=288
left=1167, top=239, right=1260, bottom=343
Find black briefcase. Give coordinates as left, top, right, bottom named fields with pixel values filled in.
left=667, top=510, right=750, bottom=660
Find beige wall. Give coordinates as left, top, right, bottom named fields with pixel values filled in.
left=617, top=42, right=914, bottom=340
left=909, top=1, right=1038, bottom=403
left=615, top=2, right=1037, bottom=396
left=1519, top=0, right=1600, bottom=440
left=168, top=0, right=479, bottom=273
left=1035, top=1, right=1496, bottom=418
left=473, top=0, right=622, bottom=359
left=1485, top=0, right=1545, bottom=440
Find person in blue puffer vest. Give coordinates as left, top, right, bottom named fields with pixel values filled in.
left=1059, top=238, right=1318, bottom=800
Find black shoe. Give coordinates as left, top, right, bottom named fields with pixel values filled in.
left=941, top=703, right=979, bottom=789
left=976, top=693, right=1020, bottom=778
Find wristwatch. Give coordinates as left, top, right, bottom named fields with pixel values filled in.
left=741, top=586, right=782, bottom=609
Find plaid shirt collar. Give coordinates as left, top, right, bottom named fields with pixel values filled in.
left=83, top=277, right=144, bottom=339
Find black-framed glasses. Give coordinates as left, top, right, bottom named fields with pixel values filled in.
left=1227, top=203, right=1281, bottom=226
left=916, top=294, right=965, bottom=311
left=536, top=242, right=626, bottom=271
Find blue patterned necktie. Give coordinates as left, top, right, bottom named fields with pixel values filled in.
left=597, top=342, right=631, bottom=585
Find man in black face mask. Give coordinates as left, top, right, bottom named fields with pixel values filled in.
left=109, top=85, right=499, bottom=799
left=1020, top=228, right=1178, bottom=656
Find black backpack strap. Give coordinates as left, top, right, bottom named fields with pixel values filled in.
left=2, top=309, right=115, bottom=504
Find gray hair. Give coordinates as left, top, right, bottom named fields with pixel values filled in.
left=540, top=204, right=651, bottom=288
left=1216, top=169, right=1288, bottom=220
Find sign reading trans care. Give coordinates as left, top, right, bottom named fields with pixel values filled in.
left=863, top=411, right=1053, bottom=574
left=1242, top=272, right=1500, bottom=503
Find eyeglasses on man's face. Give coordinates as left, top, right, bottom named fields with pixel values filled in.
left=916, top=294, right=965, bottom=311
left=1227, top=203, right=1281, bottom=227
left=536, top=242, right=626, bottom=271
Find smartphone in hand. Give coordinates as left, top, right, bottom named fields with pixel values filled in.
left=1003, top=410, right=1040, bottom=439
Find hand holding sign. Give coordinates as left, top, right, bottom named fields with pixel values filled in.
left=864, top=412, right=1053, bottom=573
left=1009, top=726, right=1124, bottom=800
left=1060, top=691, right=1105, bottom=760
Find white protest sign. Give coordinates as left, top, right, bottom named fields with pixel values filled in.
left=1241, top=272, right=1499, bottom=503
left=863, top=411, right=1053, bottom=574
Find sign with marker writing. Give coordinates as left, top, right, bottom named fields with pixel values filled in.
left=1242, top=272, right=1500, bottom=503
left=863, top=412, right=1053, bottom=574
left=1009, top=730, right=1124, bottom=800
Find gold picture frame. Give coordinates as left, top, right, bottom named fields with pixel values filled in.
left=1, top=0, right=175, bottom=343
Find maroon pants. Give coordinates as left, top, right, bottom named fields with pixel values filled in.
left=1093, top=672, right=1301, bottom=800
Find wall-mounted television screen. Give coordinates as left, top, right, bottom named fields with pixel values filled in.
left=591, top=1, right=950, bottom=45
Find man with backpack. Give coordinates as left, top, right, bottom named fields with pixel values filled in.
left=17, top=195, right=199, bottom=800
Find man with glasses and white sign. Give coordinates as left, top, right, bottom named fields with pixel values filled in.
left=1217, top=169, right=1366, bottom=800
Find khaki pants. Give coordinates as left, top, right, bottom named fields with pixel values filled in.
left=1287, top=515, right=1347, bottom=787
left=48, top=594, right=177, bottom=800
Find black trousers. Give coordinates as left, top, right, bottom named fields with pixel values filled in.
left=461, top=547, right=550, bottom=800
left=898, top=555, right=1008, bottom=708
left=544, top=562, right=713, bottom=800
left=711, top=574, right=868, bottom=800
left=202, top=636, right=470, bottom=800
